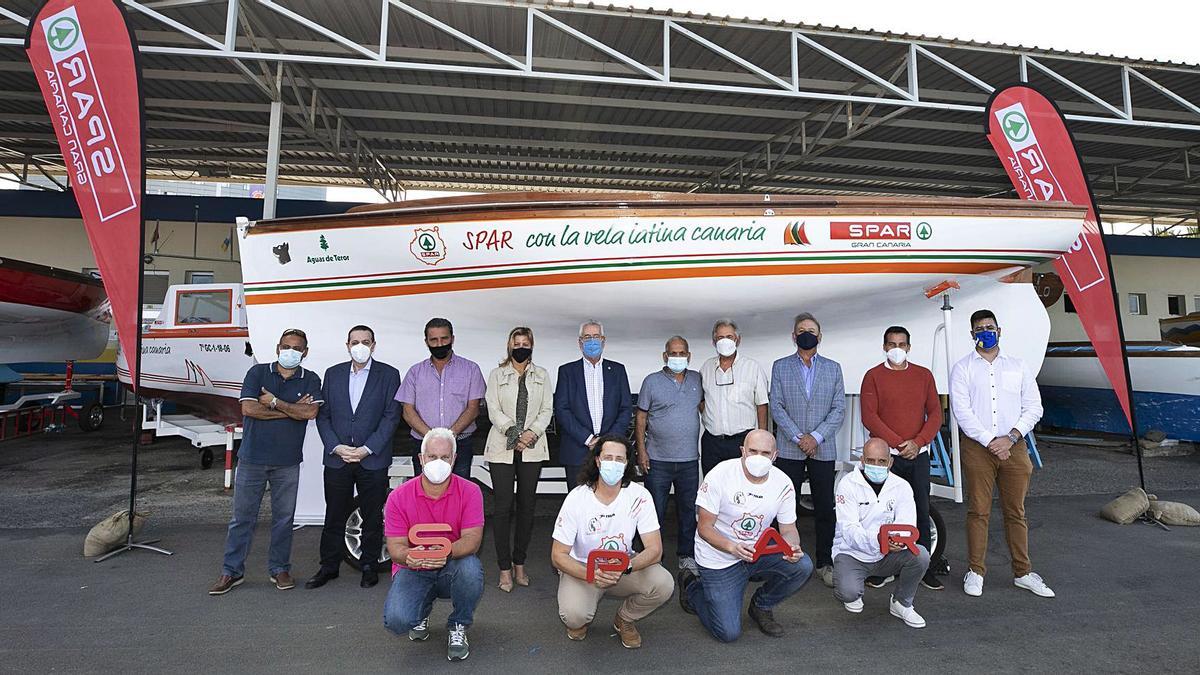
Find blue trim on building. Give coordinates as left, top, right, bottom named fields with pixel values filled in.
left=1041, top=385, right=1200, bottom=441
left=0, top=190, right=364, bottom=222
left=1104, top=234, right=1200, bottom=259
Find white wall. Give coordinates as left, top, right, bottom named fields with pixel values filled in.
left=0, top=216, right=242, bottom=301
left=1040, top=255, right=1200, bottom=341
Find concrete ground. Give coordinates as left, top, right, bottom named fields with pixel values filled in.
left=1, top=415, right=1199, bottom=673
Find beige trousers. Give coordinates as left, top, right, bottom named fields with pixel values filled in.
left=557, top=563, right=674, bottom=628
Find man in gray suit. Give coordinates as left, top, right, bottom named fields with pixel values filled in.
left=769, top=313, right=846, bottom=588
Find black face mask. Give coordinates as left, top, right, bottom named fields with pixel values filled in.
left=428, top=343, right=452, bottom=360
left=796, top=332, right=819, bottom=350
left=511, top=347, right=532, bottom=364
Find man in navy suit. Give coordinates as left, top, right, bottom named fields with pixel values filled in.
left=307, top=325, right=402, bottom=590
left=553, top=320, right=632, bottom=489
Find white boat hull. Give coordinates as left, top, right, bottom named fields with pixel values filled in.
left=0, top=300, right=109, bottom=364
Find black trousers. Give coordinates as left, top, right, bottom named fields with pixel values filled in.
left=490, top=458, right=543, bottom=569
left=774, top=456, right=836, bottom=568
left=409, top=435, right=474, bottom=479
left=563, top=463, right=582, bottom=491
left=319, top=462, right=389, bottom=572
left=890, top=451, right=932, bottom=553
left=700, top=430, right=750, bottom=476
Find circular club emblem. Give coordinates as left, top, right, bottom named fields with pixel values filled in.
left=601, top=539, right=621, bottom=550
left=1002, top=111, right=1030, bottom=143
left=916, top=222, right=932, bottom=241
left=47, top=17, right=80, bottom=52
left=738, top=516, right=757, bottom=532
left=409, top=226, right=447, bottom=266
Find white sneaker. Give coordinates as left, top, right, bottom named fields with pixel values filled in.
left=889, top=596, right=926, bottom=629
left=843, top=597, right=863, bottom=613
left=963, top=570, right=983, bottom=597
left=1014, top=572, right=1055, bottom=598
left=678, top=556, right=699, bottom=574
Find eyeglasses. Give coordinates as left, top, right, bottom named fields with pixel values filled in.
left=281, top=327, right=307, bottom=340
left=715, top=369, right=735, bottom=386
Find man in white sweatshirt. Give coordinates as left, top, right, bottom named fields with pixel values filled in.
left=832, top=437, right=930, bottom=628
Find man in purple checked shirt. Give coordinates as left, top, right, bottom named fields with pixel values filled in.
left=397, top=318, right=486, bottom=479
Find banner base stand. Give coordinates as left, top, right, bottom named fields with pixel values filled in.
left=94, top=536, right=173, bottom=563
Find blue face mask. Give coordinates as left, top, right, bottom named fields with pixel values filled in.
left=666, top=356, right=689, bottom=373
left=863, top=463, right=889, bottom=484
left=974, top=329, right=999, bottom=350
left=582, top=338, right=603, bottom=359
left=278, top=347, right=303, bottom=369
left=599, top=460, right=625, bottom=486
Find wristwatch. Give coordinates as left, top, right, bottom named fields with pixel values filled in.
left=269, top=397, right=278, bottom=409
left=1007, top=431, right=1021, bottom=444
left=623, top=561, right=634, bottom=575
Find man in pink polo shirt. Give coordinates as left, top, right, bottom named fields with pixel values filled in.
left=383, top=427, right=484, bottom=662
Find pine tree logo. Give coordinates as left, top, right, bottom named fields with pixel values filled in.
left=318, top=235, right=329, bottom=251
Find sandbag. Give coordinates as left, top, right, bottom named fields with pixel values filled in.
left=1098, top=488, right=1149, bottom=525
left=1148, top=499, right=1200, bottom=526
left=83, top=510, right=147, bottom=557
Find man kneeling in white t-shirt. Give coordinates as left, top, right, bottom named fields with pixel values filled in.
left=679, top=429, right=813, bottom=642
left=833, top=437, right=930, bottom=628
left=551, top=434, right=675, bottom=649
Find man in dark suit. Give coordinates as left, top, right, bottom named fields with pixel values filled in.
left=307, top=325, right=402, bottom=590
left=553, top=320, right=632, bottom=489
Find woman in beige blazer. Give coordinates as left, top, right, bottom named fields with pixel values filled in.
left=485, top=326, right=553, bottom=591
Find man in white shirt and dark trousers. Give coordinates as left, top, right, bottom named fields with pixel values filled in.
left=699, top=319, right=769, bottom=476
left=949, top=309, right=1054, bottom=599
left=833, top=438, right=930, bottom=628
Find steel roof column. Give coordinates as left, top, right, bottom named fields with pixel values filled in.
left=263, top=65, right=283, bottom=220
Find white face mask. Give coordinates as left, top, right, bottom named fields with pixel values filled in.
left=422, top=458, right=452, bottom=484
left=886, top=347, right=908, bottom=366
left=349, top=343, right=372, bottom=364
left=715, top=338, right=737, bottom=357
left=278, top=347, right=303, bottom=369
left=744, top=454, right=772, bottom=478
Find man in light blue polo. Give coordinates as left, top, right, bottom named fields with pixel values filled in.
left=769, top=312, right=846, bottom=588
left=635, top=335, right=703, bottom=573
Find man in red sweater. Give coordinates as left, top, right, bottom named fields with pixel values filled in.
left=859, top=325, right=944, bottom=591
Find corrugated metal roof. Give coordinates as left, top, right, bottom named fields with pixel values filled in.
left=0, top=0, right=1197, bottom=222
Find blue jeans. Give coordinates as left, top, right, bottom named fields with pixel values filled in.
left=685, top=553, right=814, bottom=643
left=383, top=556, right=484, bottom=632
left=644, top=459, right=698, bottom=558
left=221, top=462, right=300, bottom=577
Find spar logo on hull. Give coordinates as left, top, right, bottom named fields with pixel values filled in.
left=830, top=221, right=931, bottom=248
left=410, top=227, right=447, bottom=266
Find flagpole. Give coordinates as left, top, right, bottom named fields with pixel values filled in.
left=93, top=0, right=171, bottom=562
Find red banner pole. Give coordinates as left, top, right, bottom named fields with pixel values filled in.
left=983, top=84, right=1144, bottom=488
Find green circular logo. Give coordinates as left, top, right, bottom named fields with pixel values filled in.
left=1002, top=111, right=1029, bottom=143
left=47, top=17, right=79, bottom=52
left=602, top=540, right=620, bottom=550
left=419, top=234, right=435, bottom=251
left=916, top=222, right=932, bottom=241
left=739, top=517, right=756, bottom=532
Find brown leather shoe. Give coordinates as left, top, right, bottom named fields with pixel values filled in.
left=566, top=623, right=589, bottom=641
left=270, top=571, right=296, bottom=590
left=208, top=574, right=244, bottom=595
left=613, top=614, right=642, bottom=649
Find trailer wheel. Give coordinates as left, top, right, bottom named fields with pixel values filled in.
left=78, top=402, right=104, bottom=432
left=200, top=448, right=214, bottom=469
left=343, top=496, right=392, bottom=571
left=929, top=504, right=948, bottom=571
